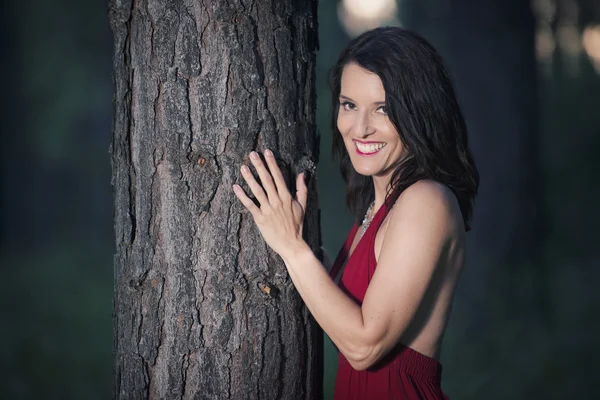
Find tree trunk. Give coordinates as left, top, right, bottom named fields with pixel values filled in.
left=109, top=1, right=321, bottom=399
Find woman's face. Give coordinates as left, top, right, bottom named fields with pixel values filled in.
left=337, top=63, right=404, bottom=178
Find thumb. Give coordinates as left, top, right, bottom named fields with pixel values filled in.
left=296, top=172, right=308, bottom=210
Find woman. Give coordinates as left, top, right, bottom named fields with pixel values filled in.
left=232, top=27, right=479, bottom=399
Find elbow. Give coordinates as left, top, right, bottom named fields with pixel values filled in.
left=343, top=326, right=388, bottom=371
left=345, top=344, right=381, bottom=371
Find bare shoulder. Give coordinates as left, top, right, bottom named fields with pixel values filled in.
left=387, top=180, right=463, bottom=237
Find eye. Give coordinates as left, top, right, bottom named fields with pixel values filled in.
left=376, top=105, right=388, bottom=114
left=341, top=101, right=356, bottom=111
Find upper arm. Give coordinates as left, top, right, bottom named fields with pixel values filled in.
left=357, top=181, right=457, bottom=367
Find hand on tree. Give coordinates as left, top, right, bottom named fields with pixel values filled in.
left=232, top=149, right=308, bottom=259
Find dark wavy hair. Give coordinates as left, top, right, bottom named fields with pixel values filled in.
left=331, top=27, right=479, bottom=228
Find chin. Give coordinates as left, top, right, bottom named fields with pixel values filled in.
left=354, top=170, right=374, bottom=177
left=351, top=164, right=378, bottom=177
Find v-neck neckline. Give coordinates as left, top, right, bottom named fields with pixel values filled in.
left=330, top=200, right=389, bottom=281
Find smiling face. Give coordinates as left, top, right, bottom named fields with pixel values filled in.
left=336, top=63, right=405, bottom=179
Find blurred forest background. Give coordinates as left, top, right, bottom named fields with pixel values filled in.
left=1, top=0, right=599, bottom=399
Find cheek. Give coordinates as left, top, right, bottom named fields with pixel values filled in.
left=383, top=123, right=402, bottom=146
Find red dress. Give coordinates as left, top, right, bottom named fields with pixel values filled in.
left=329, top=198, right=450, bottom=400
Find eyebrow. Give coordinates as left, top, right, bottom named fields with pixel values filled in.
left=339, top=95, right=386, bottom=105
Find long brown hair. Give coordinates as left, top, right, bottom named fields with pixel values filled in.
left=330, top=27, right=479, bottom=226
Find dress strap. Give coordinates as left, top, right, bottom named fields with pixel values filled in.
left=369, top=199, right=391, bottom=234
left=329, top=193, right=395, bottom=281
left=329, top=223, right=358, bottom=280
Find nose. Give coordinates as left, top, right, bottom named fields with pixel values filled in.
left=353, top=111, right=376, bottom=138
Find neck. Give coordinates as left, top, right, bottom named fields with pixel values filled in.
left=371, top=173, right=391, bottom=212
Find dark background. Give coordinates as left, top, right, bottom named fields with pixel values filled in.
left=1, top=0, right=599, bottom=399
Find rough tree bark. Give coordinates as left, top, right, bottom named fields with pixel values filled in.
left=109, top=0, right=321, bottom=399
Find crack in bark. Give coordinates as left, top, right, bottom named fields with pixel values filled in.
left=184, top=78, right=194, bottom=159
left=153, top=80, right=162, bottom=132
left=234, top=211, right=251, bottom=351
left=220, top=128, right=233, bottom=156
left=257, top=310, right=266, bottom=399
left=252, top=120, right=262, bottom=153
left=199, top=160, right=219, bottom=212
left=196, top=270, right=207, bottom=345
left=127, top=67, right=138, bottom=246
left=226, top=353, right=232, bottom=400
left=274, top=299, right=285, bottom=400
left=154, top=278, right=165, bottom=366
left=115, top=362, right=122, bottom=398
left=186, top=8, right=202, bottom=76
left=171, top=8, right=181, bottom=69
left=141, top=353, right=150, bottom=400
left=149, top=11, right=156, bottom=59
left=125, top=0, right=135, bottom=67
left=135, top=269, right=150, bottom=355
left=248, top=11, right=265, bottom=87
left=225, top=62, right=233, bottom=105
left=148, top=157, right=157, bottom=237
left=272, top=27, right=283, bottom=85
left=180, top=352, right=189, bottom=400
left=198, top=0, right=210, bottom=50
left=301, top=305, right=310, bottom=400
left=287, top=20, right=299, bottom=86
left=135, top=309, right=143, bottom=351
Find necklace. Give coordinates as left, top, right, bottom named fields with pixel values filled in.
left=360, top=201, right=376, bottom=238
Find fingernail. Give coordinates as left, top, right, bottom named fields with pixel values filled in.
left=241, top=165, right=250, bottom=173
left=265, top=149, right=273, bottom=157
left=250, top=151, right=258, bottom=159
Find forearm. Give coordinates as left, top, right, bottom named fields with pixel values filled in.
left=281, top=243, right=374, bottom=363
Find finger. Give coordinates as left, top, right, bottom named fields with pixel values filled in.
left=232, top=184, right=262, bottom=218
left=296, top=172, right=308, bottom=211
left=240, top=165, right=270, bottom=208
left=263, top=149, right=290, bottom=198
left=249, top=151, right=279, bottom=203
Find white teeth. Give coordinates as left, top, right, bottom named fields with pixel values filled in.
left=355, top=142, right=385, bottom=153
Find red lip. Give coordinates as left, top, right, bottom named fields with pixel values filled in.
left=353, top=139, right=384, bottom=145
left=356, top=147, right=383, bottom=156
left=354, top=141, right=385, bottom=156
